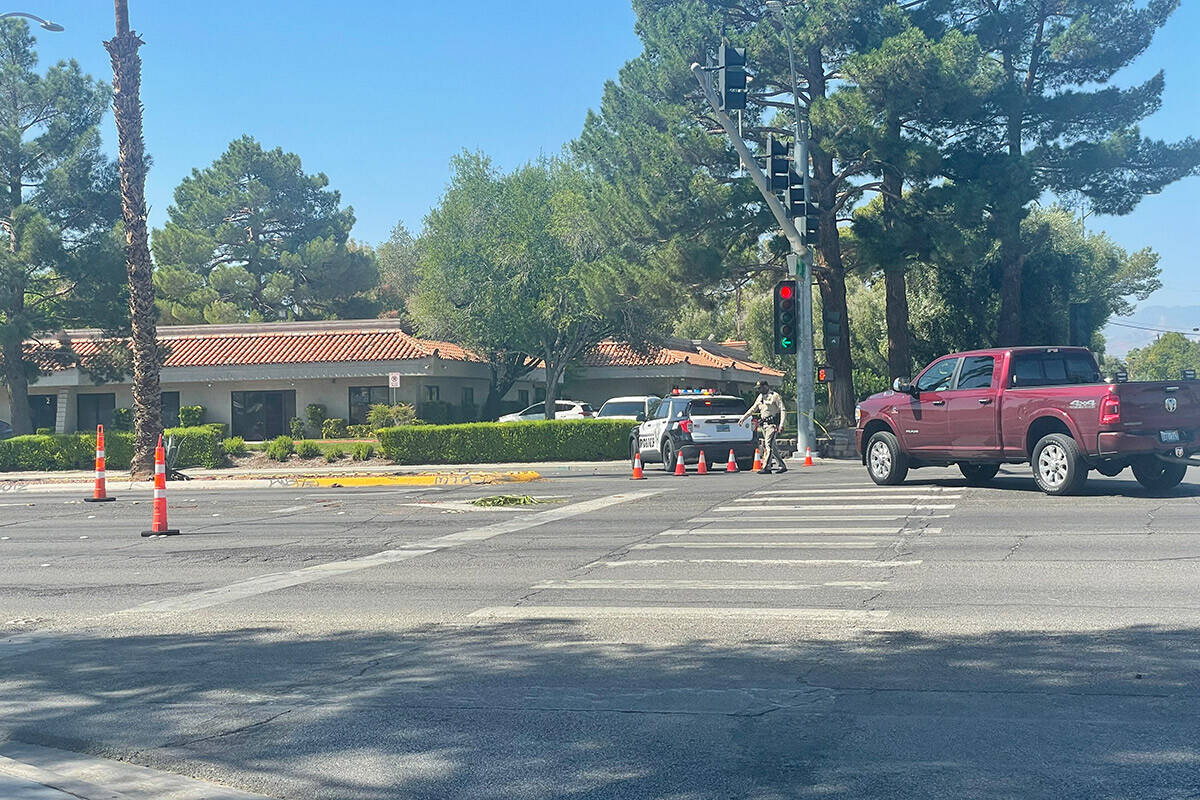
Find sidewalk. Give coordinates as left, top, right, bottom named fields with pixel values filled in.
left=0, top=459, right=628, bottom=493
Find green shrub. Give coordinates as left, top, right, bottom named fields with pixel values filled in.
left=324, top=447, right=344, bottom=463
left=35, top=427, right=53, bottom=436
left=295, top=440, right=322, bottom=459
left=111, top=407, right=133, bottom=432
left=0, top=432, right=133, bottom=472
left=289, top=417, right=305, bottom=439
left=321, top=418, right=348, bottom=439
left=305, top=404, right=327, bottom=436
left=266, top=435, right=294, bottom=461
left=163, top=426, right=227, bottom=469
left=177, top=405, right=205, bottom=427
left=351, top=442, right=375, bottom=461
left=367, top=403, right=416, bottom=429
left=377, top=420, right=631, bottom=465
left=203, top=421, right=228, bottom=438
left=223, top=436, right=247, bottom=457
left=346, top=424, right=372, bottom=438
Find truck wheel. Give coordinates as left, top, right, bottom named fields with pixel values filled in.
left=1031, top=433, right=1087, bottom=495
left=959, top=463, right=1000, bottom=485
left=1131, top=458, right=1187, bottom=493
left=866, top=431, right=908, bottom=486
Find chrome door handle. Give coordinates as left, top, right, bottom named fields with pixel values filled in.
left=978, top=398, right=993, bottom=405
left=931, top=400, right=946, bottom=406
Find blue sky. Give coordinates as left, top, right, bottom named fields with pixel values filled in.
left=26, top=0, right=1200, bottom=318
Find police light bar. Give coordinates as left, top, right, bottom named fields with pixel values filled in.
left=671, top=388, right=716, bottom=395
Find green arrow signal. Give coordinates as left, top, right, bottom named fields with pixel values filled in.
left=780, top=336, right=793, bottom=349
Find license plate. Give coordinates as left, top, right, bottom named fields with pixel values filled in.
left=716, top=424, right=730, bottom=432
left=1160, top=430, right=1181, bottom=443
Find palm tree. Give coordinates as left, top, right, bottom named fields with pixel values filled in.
left=104, top=0, right=161, bottom=476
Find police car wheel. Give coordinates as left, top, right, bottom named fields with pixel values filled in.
left=661, top=440, right=675, bottom=471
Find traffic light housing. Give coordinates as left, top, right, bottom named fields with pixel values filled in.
left=718, top=44, right=746, bottom=111
left=765, top=136, right=789, bottom=192
left=785, top=170, right=804, bottom=216
left=816, top=366, right=830, bottom=384
left=773, top=280, right=798, bottom=355
left=822, top=307, right=842, bottom=349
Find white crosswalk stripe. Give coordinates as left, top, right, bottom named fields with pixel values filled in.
left=471, top=472, right=956, bottom=626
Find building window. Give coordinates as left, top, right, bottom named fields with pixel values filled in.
left=77, top=393, right=116, bottom=433
left=162, top=391, right=181, bottom=427
left=349, top=386, right=390, bottom=425
left=518, top=389, right=529, bottom=406
left=534, top=387, right=546, bottom=402
left=461, top=387, right=474, bottom=407
left=425, top=385, right=440, bottom=402
left=230, top=390, right=296, bottom=440
left=29, top=395, right=57, bottom=432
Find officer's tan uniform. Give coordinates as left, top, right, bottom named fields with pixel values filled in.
left=741, top=390, right=787, bottom=472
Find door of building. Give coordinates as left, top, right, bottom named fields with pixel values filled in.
left=77, top=393, right=115, bottom=433
left=231, top=390, right=296, bottom=440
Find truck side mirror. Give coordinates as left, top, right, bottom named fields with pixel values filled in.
left=892, top=378, right=916, bottom=396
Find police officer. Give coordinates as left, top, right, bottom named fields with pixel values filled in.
left=740, top=380, right=788, bottom=474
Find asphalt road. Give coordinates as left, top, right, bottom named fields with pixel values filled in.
left=2, top=460, right=1199, bottom=799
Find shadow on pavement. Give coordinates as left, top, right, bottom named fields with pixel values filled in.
left=3, top=621, right=1200, bottom=799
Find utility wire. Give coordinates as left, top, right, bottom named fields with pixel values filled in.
left=1106, top=320, right=1200, bottom=336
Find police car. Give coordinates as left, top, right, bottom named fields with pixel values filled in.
left=630, top=388, right=756, bottom=471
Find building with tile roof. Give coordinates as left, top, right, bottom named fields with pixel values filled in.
left=0, top=319, right=782, bottom=437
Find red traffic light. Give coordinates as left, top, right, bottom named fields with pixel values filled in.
left=778, top=284, right=794, bottom=299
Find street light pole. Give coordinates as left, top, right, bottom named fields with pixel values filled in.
left=0, top=11, right=63, bottom=30
left=769, top=2, right=816, bottom=459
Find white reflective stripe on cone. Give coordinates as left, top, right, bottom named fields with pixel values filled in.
left=155, top=464, right=165, bottom=473
left=96, top=450, right=105, bottom=458
left=153, top=489, right=165, bottom=499
left=95, top=471, right=105, bottom=479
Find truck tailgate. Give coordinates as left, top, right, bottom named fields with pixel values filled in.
left=1116, top=381, right=1200, bottom=440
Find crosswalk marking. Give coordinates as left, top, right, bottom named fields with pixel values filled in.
left=531, top=579, right=889, bottom=590
left=592, top=558, right=923, bottom=567
left=711, top=504, right=956, bottom=512
left=630, top=541, right=888, bottom=549
left=658, top=527, right=940, bottom=536
left=468, top=606, right=890, bottom=621
left=750, top=488, right=956, bottom=495
left=736, top=494, right=960, bottom=502
left=690, top=514, right=950, bottom=522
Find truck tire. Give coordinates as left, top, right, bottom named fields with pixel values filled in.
left=1131, top=458, right=1187, bottom=493
left=1031, top=433, right=1087, bottom=495
left=866, top=431, right=908, bottom=486
left=959, top=463, right=1000, bottom=485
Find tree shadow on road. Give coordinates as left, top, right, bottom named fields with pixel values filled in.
left=2, top=621, right=1200, bottom=799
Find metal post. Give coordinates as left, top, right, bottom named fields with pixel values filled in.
left=782, top=18, right=816, bottom=457
left=690, top=60, right=815, bottom=456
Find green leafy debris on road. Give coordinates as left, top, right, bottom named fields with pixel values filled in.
left=471, top=494, right=560, bottom=507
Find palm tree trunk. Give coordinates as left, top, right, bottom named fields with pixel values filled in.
left=105, top=0, right=161, bottom=477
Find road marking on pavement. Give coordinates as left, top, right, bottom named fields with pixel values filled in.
left=659, top=528, right=941, bottom=536
left=120, top=490, right=660, bottom=614
left=739, top=494, right=961, bottom=502
left=713, top=504, right=956, bottom=512
left=689, top=515, right=950, bottom=522
left=0, top=741, right=274, bottom=799
left=269, top=503, right=324, bottom=514
left=531, top=579, right=890, bottom=590
left=629, top=541, right=888, bottom=549
left=591, top=558, right=922, bottom=567
left=468, top=606, right=889, bottom=621
left=751, top=488, right=957, bottom=495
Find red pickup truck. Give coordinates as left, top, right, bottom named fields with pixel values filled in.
left=855, top=347, right=1200, bottom=494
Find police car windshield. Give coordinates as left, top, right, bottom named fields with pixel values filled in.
left=686, top=398, right=746, bottom=416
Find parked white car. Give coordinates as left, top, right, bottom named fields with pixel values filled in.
left=597, top=395, right=660, bottom=421
left=498, top=401, right=597, bottom=422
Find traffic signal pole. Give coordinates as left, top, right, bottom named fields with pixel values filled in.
left=690, top=62, right=816, bottom=457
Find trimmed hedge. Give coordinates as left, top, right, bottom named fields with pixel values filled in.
left=377, top=419, right=632, bottom=465
left=0, top=426, right=225, bottom=471
left=163, top=426, right=227, bottom=469
left=0, top=432, right=133, bottom=471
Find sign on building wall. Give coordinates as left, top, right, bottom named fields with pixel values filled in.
left=388, top=373, right=401, bottom=388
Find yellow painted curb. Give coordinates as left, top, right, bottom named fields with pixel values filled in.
left=310, top=470, right=542, bottom=488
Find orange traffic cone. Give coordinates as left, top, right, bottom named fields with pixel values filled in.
left=697, top=450, right=708, bottom=475
left=751, top=448, right=763, bottom=472
left=83, top=425, right=115, bottom=503
left=141, top=435, right=180, bottom=537
left=803, top=447, right=814, bottom=467
left=631, top=452, right=645, bottom=480
left=674, top=451, right=686, bottom=476
left=726, top=449, right=739, bottom=472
